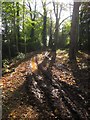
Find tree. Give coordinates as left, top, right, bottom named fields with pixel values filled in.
left=22, top=1, right=27, bottom=55
left=28, top=0, right=37, bottom=42
left=49, top=11, right=53, bottom=48
left=16, top=2, right=20, bottom=52
left=2, top=2, right=12, bottom=59
left=79, top=3, right=90, bottom=51
left=2, top=2, right=21, bottom=58
left=69, top=2, right=81, bottom=61
left=58, top=20, right=71, bottom=49
left=42, top=0, right=47, bottom=48
left=53, top=1, right=63, bottom=50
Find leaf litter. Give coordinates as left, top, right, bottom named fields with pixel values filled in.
left=2, top=50, right=90, bottom=120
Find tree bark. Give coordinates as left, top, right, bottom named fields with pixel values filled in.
left=69, top=2, right=80, bottom=61
left=49, top=13, right=53, bottom=48
left=28, top=0, right=36, bottom=42
left=42, top=1, right=47, bottom=48
left=53, top=1, right=62, bottom=50
left=5, top=10, right=11, bottom=59
left=16, top=2, right=20, bottom=53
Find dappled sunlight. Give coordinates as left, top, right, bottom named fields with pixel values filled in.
left=30, top=57, right=38, bottom=73
left=9, top=105, right=39, bottom=120
left=2, top=50, right=89, bottom=119
left=2, top=0, right=90, bottom=119
left=52, top=66, right=76, bottom=86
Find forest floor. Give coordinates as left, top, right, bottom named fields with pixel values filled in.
left=2, top=50, right=90, bottom=120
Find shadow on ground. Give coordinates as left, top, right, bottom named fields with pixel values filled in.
left=2, top=51, right=89, bottom=120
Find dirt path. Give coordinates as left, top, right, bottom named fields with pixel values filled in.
left=2, top=50, right=89, bottom=120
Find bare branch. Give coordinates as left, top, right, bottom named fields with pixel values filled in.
left=59, top=4, right=62, bottom=20
left=34, top=0, right=37, bottom=19
left=59, top=15, right=72, bottom=27
left=53, top=1, right=57, bottom=17
left=46, top=2, right=51, bottom=6
left=28, top=2, right=32, bottom=18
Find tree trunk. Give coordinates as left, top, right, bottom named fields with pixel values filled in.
left=42, top=14, right=47, bottom=47
left=49, top=13, right=53, bottom=48
left=16, top=2, right=20, bottom=53
left=12, top=2, right=17, bottom=54
left=5, top=12, right=11, bottom=59
left=69, top=2, right=80, bottom=61
left=53, top=2, right=62, bottom=50
left=42, top=1, right=47, bottom=48
left=28, top=0, right=36, bottom=43
left=30, top=20, right=35, bottom=41
left=87, top=4, right=90, bottom=52
left=54, top=19, right=59, bottom=50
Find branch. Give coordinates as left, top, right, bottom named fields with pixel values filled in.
left=59, top=4, right=62, bottom=20
left=28, top=2, right=32, bottom=18
left=46, top=2, right=51, bottom=6
left=53, top=1, right=57, bottom=17
left=34, top=0, right=37, bottom=19
left=38, top=12, right=43, bottom=17
left=59, top=11, right=82, bottom=27
left=41, top=0, right=44, bottom=8
left=59, top=15, right=72, bottom=27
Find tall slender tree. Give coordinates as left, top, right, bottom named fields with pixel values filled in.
left=16, top=2, right=20, bottom=52
left=28, top=0, right=37, bottom=41
left=42, top=0, right=47, bottom=48
left=49, top=11, right=53, bottom=48
left=53, top=1, right=63, bottom=50
left=69, top=2, right=81, bottom=61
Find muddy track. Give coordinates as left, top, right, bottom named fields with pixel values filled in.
left=25, top=53, right=89, bottom=120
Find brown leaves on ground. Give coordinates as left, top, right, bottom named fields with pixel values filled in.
left=2, top=50, right=90, bottom=120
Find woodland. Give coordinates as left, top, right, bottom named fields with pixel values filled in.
left=1, top=0, right=90, bottom=120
